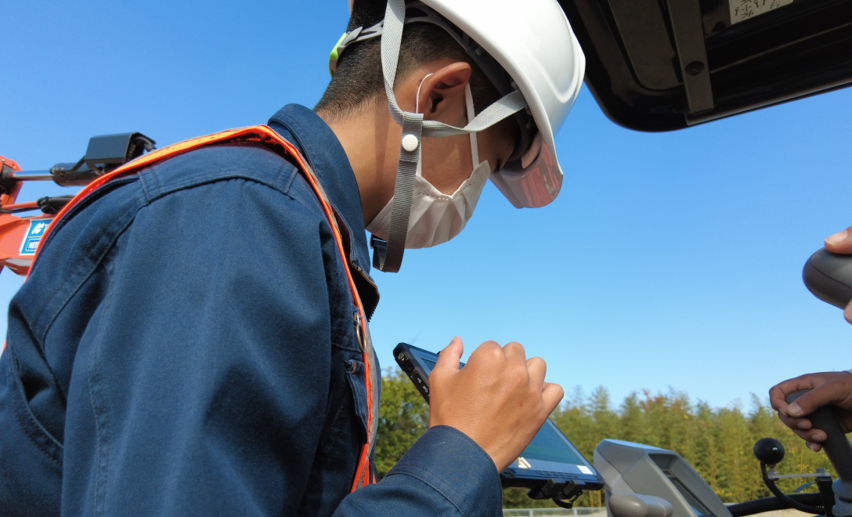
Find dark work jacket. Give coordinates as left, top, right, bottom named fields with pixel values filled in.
left=0, top=105, right=502, bottom=516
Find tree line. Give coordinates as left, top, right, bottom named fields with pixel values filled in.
left=375, top=368, right=836, bottom=509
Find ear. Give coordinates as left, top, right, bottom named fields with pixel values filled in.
left=416, top=62, right=472, bottom=124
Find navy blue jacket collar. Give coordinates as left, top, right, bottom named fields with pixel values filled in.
left=268, top=105, right=371, bottom=271
left=268, top=104, right=379, bottom=316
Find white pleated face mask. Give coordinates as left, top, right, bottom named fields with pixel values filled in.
left=366, top=82, right=491, bottom=249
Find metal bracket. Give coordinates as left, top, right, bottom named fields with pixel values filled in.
left=768, top=467, right=832, bottom=481
left=664, top=0, right=715, bottom=115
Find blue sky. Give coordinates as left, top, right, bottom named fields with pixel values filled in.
left=2, top=1, right=851, bottom=411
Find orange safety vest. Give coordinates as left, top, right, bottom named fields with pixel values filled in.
left=30, top=125, right=379, bottom=492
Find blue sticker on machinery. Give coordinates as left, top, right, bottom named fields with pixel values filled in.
left=20, top=219, right=50, bottom=256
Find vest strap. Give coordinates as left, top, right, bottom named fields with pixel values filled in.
left=30, top=125, right=379, bottom=492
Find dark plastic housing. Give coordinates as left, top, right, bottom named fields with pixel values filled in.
left=559, top=0, right=852, bottom=131
left=49, top=132, right=156, bottom=187
left=84, top=132, right=155, bottom=172
left=803, top=248, right=852, bottom=310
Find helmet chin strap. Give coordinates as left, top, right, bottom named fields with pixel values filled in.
left=372, top=0, right=528, bottom=273
left=371, top=77, right=426, bottom=273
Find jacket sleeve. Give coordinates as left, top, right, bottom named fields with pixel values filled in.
left=334, top=425, right=504, bottom=517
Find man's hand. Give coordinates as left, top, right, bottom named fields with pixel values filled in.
left=428, top=337, right=564, bottom=472
left=825, top=226, right=852, bottom=323
left=769, top=372, right=852, bottom=451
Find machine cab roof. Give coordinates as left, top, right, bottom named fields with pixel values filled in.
left=558, top=0, right=852, bottom=131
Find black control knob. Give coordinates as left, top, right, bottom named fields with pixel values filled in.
left=803, top=248, right=852, bottom=309
left=754, top=438, right=785, bottom=465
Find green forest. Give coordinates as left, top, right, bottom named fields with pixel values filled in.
left=375, top=368, right=836, bottom=509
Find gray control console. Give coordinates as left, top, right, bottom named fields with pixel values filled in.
left=595, top=440, right=731, bottom=517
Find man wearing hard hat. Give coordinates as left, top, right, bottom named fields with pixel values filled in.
left=0, top=0, right=585, bottom=515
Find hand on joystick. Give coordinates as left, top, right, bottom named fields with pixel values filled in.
left=770, top=372, right=852, bottom=451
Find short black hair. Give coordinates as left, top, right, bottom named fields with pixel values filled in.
left=315, top=0, right=501, bottom=121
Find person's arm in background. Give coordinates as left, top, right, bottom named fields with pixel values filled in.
left=769, top=226, right=852, bottom=451
left=770, top=372, right=852, bottom=451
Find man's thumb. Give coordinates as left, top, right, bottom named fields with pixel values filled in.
left=788, top=382, right=848, bottom=417
left=435, top=336, right=463, bottom=372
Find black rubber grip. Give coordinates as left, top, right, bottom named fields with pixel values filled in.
left=787, top=390, right=852, bottom=480
left=803, top=249, right=852, bottom=309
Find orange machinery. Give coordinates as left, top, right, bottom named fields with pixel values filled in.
left=0, top=133, right=155, bottom=276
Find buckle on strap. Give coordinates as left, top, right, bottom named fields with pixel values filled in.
left=370, top=235, right=388, bottom=271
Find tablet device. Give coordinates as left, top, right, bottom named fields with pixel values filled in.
left=393, top=343, right=604, bottom=497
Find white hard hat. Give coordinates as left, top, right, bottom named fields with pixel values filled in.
left=334, top=0, right=585, bottom=209
left=418, top=0, right=585, bottom=209
left=332, top=0, right=585, bottom=271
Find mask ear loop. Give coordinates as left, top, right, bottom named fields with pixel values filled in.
left=414, top=73, right=433, bottom=114
left=411, top=73, right=435, bottom=181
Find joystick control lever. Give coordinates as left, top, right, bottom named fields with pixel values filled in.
left=803, top=249, right=852, bottom=310
left=787, top=390, right=852, bottom=516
